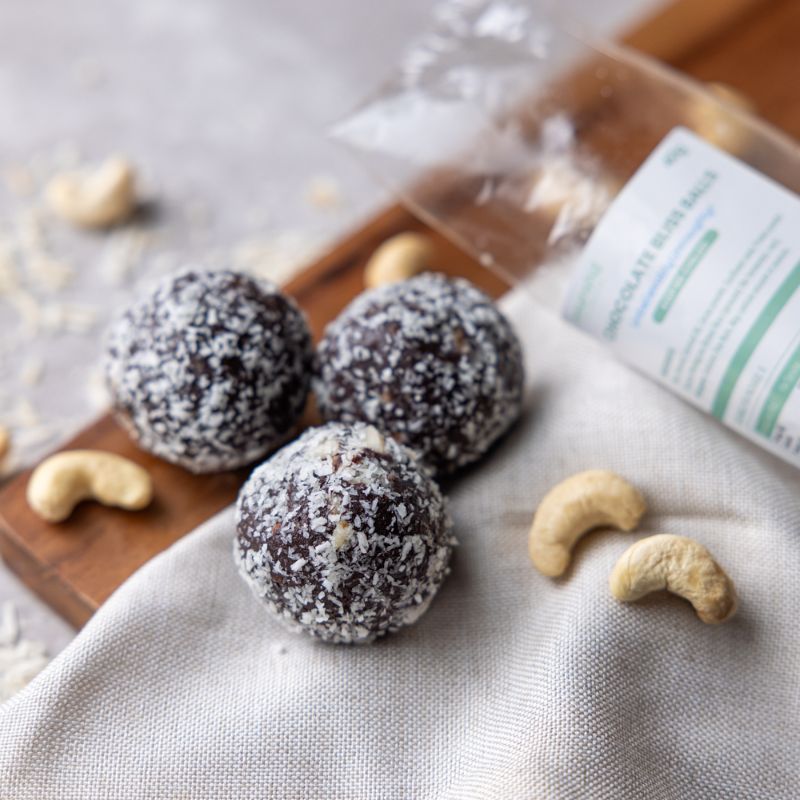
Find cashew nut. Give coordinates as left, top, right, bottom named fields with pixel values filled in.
left=526, top=158, right=618, bottom=243
left=363, top=232, right=433, bottom=288
left=46, top=157, right=137, bottom=228
left=609, top=534, right=737, bottom=624
left=528, top=470, right=647, bottom=577
left=686, top=82, right=754, bottom=155
left=27, top=449, right=153, bottom=522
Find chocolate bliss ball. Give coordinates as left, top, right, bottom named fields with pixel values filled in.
left=313, top=273, right=525, bottom=475
left=105, top=269, right=312, bottom=473
left=234, top=422, right=455, bottom=643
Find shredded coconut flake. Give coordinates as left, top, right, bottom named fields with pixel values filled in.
left=105, top=269, right=312, bottom=472
left=314, top=273, right=524, bottom=474
left=234, top=422, right=455, bottom=644
left=305, top=175, right=343, bottom=210
left=0, top=602, right=49, bottom=704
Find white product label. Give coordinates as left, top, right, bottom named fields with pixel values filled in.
left=563, top=127, right=800, bottom=468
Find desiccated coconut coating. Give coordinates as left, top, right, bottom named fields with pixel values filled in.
left=234, top=422, right=455, bottom=643
left=313, top=273, right=525, bottom=475
left=105, top=269, right=312, bottom=473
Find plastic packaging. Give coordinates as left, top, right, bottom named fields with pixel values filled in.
left=333, top=0, right=800, bottom=469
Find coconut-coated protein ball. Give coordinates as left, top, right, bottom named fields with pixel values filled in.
left=313, top=273, right=525, bottom=475
left=105, top=269, right=312, bottom=473
left=234, top=422, right=455, bottom=643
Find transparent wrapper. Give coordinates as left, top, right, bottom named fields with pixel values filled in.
left=332, top=0, right=800, bottom=307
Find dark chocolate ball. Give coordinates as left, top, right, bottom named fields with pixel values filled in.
left=105, top=269, right=312, bottom=473
left=234, top=422, right=455, bottom=643
left=313, top=273, right=525, bottom=475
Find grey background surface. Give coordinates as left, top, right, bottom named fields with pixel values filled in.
left=0, top=0, right=660, bottom=656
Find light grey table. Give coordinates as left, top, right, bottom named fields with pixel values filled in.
left=0, top=0, right=660, bottom=660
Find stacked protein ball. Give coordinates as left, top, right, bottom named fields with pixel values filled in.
left=104, top=253, right=525, bottom=643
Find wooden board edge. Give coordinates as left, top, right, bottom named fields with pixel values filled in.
left=621, top=0, right=775, bottom=63
left=0, top=515, right=93, bottom=628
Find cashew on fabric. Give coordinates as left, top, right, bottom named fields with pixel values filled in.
left=528, top=470, right=647, bottom=577
left=609, top=534, right=737, bottom=624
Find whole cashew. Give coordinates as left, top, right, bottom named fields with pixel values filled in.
left=686, top=82, right=754, bottom=155
left=609, top=534, right=737, bottom=624
left=46, top=157, right=137, bottom=229
left=363, top=232, right=433, bottom=288
left=528, top=470, right=647, bottom=577
left=27, top=450, right=153, bottom=522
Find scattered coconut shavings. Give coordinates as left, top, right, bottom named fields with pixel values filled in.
left=86, top=364, right=111, bottom=411
left=0, top=137, right=334, bottom=476
left=25, top=253, right=74, bottom=293
left=7, top=289, right=42, bottom=335
left=233, top=230, right=323, bottom=287
left=0, top=602, right=19, bottom=646
left=8, top=397, right=39, bottom=429
left=8, top=423, right=59, bottom=450
left=50, top=141, right=82, bottom=171
left=0, top=602, right=50, bottom=704
left=2, top=164, right=36, bottom=198
left=40, top=302, right=98, bottom=334
left=305, top=175, right=344, bottom=210
left=184, top=199, right=212, bottom=230
left=0, top=242, right=20, bottom=294
left=149, top=251, right=180, bottom=277
left=0, top=398, right=46, bottom=475
left=19, top=355, right=44, bottom=387
left=98, top=227, right=150, bottom=286
left=16, top=208, right=47, bottom=253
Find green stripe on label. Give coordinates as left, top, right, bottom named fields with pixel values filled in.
left=756, top=343, right=800, bottom=437
left=654, top=229, right=718, bottom=323
left=711, top=260, right=800, bottom=420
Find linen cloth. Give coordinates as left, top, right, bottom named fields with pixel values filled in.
left=1, top=289, right=798, bottom=799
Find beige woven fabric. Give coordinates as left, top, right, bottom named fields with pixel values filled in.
left=1, top=290, right=798, bottom=799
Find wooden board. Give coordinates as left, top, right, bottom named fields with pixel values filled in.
left=0, top=212, right=503, bottom=628
left=1, top=0, right=798, bottom=628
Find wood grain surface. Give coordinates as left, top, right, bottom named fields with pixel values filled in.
left=0, top=212, right=499, bottom=628
left=1, top=0, right=798, bottom=628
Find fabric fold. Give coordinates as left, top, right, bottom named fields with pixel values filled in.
left=1, top=290, right=798, bottom=799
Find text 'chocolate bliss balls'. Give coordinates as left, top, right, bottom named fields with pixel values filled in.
left=105, top=269, right=312, bottom=473
left=235, top=422, right=455, bottom=643
left=313, top=273, right=525, bottom=475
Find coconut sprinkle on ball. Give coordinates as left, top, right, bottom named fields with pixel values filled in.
left=313, top=273, right=525, bottom=475
left=106, top=269, right=312, bottom=473
left=234, top=422, right=455, bottom=643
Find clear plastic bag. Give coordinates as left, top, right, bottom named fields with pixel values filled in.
left=333, top=1, right=800, bottom=469
left=333, top=0, right=800, bottom=305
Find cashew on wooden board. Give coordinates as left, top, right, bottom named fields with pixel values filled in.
left=46, top=157, right=137, bottom=229
left=609, top=534, right=737, bottom=624
left=363, top=231, right=433, bottom=289
left=528, top=470, right=647, bottom=577
left=27, top=450, right=153, bottom=522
